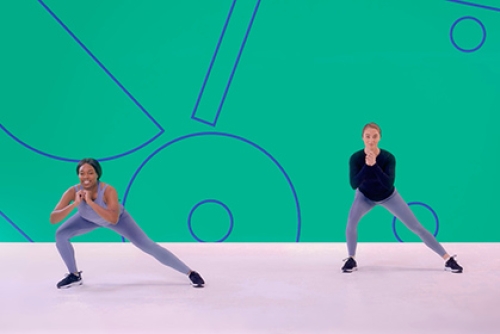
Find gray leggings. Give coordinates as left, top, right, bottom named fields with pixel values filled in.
left=346, top=189, right=447, bottom=257
left=55, top=211, right=191, bottom=274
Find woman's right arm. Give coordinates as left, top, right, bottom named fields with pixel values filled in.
left=49, top=187, right=80, bottom=224
left=349, top=154, right=367, bottom=189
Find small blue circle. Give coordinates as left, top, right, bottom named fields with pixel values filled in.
left=450, top=16, right=486, bottom=53
left=392, top=202, right=439, bottom=242
left=188, top=199, right=234, bottom=242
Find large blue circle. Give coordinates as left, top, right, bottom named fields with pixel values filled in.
left=187, top=199, right=234, bottom=242
left=392, top=202, right=439, bottom=242
left=450, top=16, right=486, bottom=53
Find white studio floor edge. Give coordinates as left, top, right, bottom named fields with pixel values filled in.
left=0, top=242, right=499, bottom=334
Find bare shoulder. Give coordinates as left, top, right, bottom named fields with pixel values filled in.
left=65, top=185, right=78, bottom=196
left=101, top=182, right=115, bottom=191
left=102, top=183, right=118, bottom=196
left=102, top=183, right=119, bottom=208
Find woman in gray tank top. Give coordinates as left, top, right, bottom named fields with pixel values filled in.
left=50, top=158, right=205, bottom=289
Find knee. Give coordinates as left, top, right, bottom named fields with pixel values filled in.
left=346, top=217, right=360, bottom=232
left=346, top=223, right=358, bottom=235
left=55, top=226, right=71, bottom=241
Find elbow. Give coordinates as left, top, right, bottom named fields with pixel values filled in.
left=107, top=209, right=120, bottom=224
left=49, top=214, right=58, bottom=225
left=111, top=216, right=120, bottom=225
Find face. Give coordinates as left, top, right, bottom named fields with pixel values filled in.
left=78, top=163, right=98, bottom=190
left=362, top=127, right=380, bottom=151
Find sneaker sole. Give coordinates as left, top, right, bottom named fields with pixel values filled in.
left=342, top=267, right=358, bottom=273
left=57, top=281, right=83, bottom=289
left=444, top=267, right=463, bottom=273
left=191, top=283, right=204, bottom=288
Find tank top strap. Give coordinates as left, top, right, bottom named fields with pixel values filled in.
left=100, top=182, right=108, bottom=193
left=98, top=182, right=108, bottom=199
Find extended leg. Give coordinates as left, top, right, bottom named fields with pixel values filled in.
left=108, top=211, right=191, bottom=274
left=381, top=190, right=447, bottom=257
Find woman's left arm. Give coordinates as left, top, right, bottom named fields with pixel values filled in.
left=85, top=186, right=120, bottom=224
left=372, top=155, right=396, bottom=189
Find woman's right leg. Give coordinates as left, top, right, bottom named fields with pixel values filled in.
left=346, top=190, right=375, bottom=256
left=55, top=214, right=99, bottom=273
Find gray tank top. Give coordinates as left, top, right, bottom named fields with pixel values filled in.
left=75, top=182, right=124, bottom=225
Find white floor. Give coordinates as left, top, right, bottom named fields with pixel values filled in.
left=0, top=242, right=498, bottom=334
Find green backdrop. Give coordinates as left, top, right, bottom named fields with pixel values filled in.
left=1, top=0, right=498, bottom=242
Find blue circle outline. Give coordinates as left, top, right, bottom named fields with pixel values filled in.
left=391, top=202, right=439, bottom=242
left=187, top=199, right=234, bottom=242
left=450, top=16, right=486, bottom=53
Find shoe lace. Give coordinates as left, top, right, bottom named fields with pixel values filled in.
left=63, top=271, right=82, bottom=279
left=447, top=255, right=459, bottom=267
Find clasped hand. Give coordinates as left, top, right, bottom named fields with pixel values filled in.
left=74, top=190, right=93, bottom=205
left=365, top=151, right=376, bottom=166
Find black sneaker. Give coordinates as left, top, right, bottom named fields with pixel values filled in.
left=56, top=272, right=83, bottom=289
left=341, top=257, right=357, bottom=273
left=445, top=255, right=463, bottom=273
left=189, top=271, right=205, bottom=288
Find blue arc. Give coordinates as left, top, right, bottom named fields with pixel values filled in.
left=392, top=202, right=439, bottom=242
left=0, top=124, right=163, bottom=162
left=3, top=1, right=166, bottom=162
left=122, top=131, right=302, bottom=242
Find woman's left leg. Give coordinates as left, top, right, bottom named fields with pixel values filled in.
left=107, top=211, right=191, bottom=274
left=381, top=190, right=447, bottom=257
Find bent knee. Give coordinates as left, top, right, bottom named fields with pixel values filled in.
left=55, top=226, right=76, bottom=240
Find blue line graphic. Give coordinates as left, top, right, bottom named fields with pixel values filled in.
left=214, top=0, right=261, bottom=126
left=37, top=0, right=163, bottom=131
left=191, top=0, right=261, bottom=127
left=0, top=124, right=163, bottom=162
left=447, top=0, right=500, bottom=12
left=0, top=211, right=34, bottom=242
left=121, top=131, right=302, bottom=242
left=191, top=0, right=238, bottom=125
left=0, top=1, right=167, bottom=162
left=188, top=199, right=234, bottom=242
